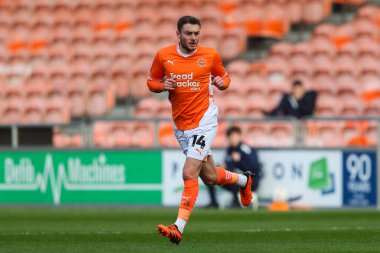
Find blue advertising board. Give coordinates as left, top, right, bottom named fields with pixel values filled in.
left=343, top=151, right=377, bottom=207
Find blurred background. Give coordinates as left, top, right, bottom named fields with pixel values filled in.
left=0, top=0, right=379, bottom=209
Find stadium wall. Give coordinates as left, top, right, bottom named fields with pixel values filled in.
left=0, top=149, right=377, bottom=208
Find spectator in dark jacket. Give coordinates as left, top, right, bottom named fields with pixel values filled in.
left=207, top=126, right=261, bottom=208
left=265, top=80, right=318, bottom=119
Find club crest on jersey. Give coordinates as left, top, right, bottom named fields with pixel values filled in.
left=197, top=58, right=206, bottom=68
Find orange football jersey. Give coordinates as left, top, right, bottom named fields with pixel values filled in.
left=147, top=45, right=230, bottom=130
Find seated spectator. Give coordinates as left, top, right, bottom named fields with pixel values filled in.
left=264, top=80, right=318, bottom=118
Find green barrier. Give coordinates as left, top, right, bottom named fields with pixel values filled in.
left=0, top=151, right=162, bottom=205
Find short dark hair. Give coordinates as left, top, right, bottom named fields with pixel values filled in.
left=292, top=80, right=303, bottom=87
left=226, top=126, right=242, bottom=137
left=177, top=16, right=201, bottom=32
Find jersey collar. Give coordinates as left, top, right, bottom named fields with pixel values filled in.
left=176, top=43, right=197, bottom=58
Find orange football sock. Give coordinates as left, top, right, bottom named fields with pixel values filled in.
left=177, top=179, right=199, bottom=222
left=216, top=167, right=239, bottom=186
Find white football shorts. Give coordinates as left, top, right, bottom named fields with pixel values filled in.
left=174, top=122, right=218, bottom=161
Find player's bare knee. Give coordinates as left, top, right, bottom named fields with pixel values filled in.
left=203, top=175, right=217, bottom=186
left=182, top=171, right=197, bottom=181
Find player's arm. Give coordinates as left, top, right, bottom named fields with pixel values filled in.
left=211, top=51, right=230, bottom=90
left=147, top=52, right=176, bottom=93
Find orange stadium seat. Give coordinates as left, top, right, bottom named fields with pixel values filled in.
left=331, top=24, right=354, bottom=48
left=336, top=76, right=358, bottom=99
left=44, top=98, right=70, bottom=124
left=243, top=73, right=268, bottom=98
left=223, top=97, right=246, bottom=118
left=310, top=39, right=336, bottom=59
left=266, top=57, right=290, bottom=82
left=305, top=121, right=342, bottom=147
left=363, top=121, right=378, bottom=146
left=363, top=100, right=380, bottom=116
left=129, top=63, right=152, bottom=99
left=286, top=0, right=304, bottom=24
left=245, top=95, right=267, bottom=117
left=130, top=122, right=155, bottom=147
left=109, top=122, right=133, bottom=147
left=23, top=103, right=44, bottom=124
left=157, top=100, right=172, bottom=118
left=268, top=122, right=294, bottom=147
left=90, top=75, right=115, bottom=114
left=357, top=40, right=379, bottom=60
left=134, top=97, right=161, bottom=117
left=313, top=23, right=336, bottom=40
left=67, top=85, right=87, bottom=118
left=219, top=28, right=245, bottom=61
left=111, top=71, right=130, bottom=99
left=261, top=2, right=289, bottom=38
left=340, top=97, right=364, bottom=116
left=243, top=122, right=269, bottom=147
left=313, top=76, right=337, bottom=97
left=336, top=42, right=357, bottom=60
left=316, top=94, right=338, bottom=116
left=269, top=42, right=292, bottom=58
left=212, top=120, right=228, bottom=148
left=158, top=121, right=179, bottom=147
left=356, top=5, right=378, bottom=21
left=303, top=0, right=329, bottom=24
left=1, top=101, right=24, bottom=125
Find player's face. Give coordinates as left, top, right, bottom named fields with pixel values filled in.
left=177, top=23, right=200, bottom=53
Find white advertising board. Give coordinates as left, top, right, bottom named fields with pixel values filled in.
left=258, top=150, right=342, bottom=207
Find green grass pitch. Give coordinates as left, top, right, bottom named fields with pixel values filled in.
left=0, top=207, right=379, bottom=253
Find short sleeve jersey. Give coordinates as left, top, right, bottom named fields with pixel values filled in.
left=148, top=45, right=228, bottom=130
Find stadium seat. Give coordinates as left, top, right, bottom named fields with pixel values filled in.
left=313, top=76, right=337, bottom=96
left=356, top=5, right=378, bottom=21
left=219, top=28, right=245, bottom=61
left=268, top=122, right=294, bottom=147
left=211, top=120, right=228, bottom=148
left=157, top=100, right=172, bottom=118
left=243, top=74, right=268, bottom=98
left=357, top=40, right=379, bottom=60
left=1, top=101, right=23, bottom=124
left=109, top=122, right=133, bottom=147
left=354, top=19, right=378, bottom=41
left=44, top=98, right=70, bottom=124
left=340, top=97, right=364, bottom=116
left=303, top=0, right=328, bottom=24
left=286, top=0, right=303, bottom=24
left=316, top=94, right=338, bottom=116
left=266, top=57, right=290, bottom=83
left=243, top=122, right=269, bottom=147
left=269, top=41, right=292, bottom=58
left=331, top=24, right=354, bottom=48
left=158, top=121, right=179, bottom=147
left=335, top=56, right=358, bottom=78
left=87, top=82, right=114, bottom=117
left=23, top=103, right=44, bottom=124
left=363, top=100, right=380, bottom=116
left=337, top=42, right=357, bottom=59
left=305, top=121, right=342, bottom=147
left=130, top=122, right=155, bottom=147
left=67, top=85, right=87, bottom=118
left=135, top=97, right=161, bottom=117
left=245, top=95, right=267, bottom=117
left=363, top=121, right=378, bottom=146
left=313, top=23, right=336, bottom=40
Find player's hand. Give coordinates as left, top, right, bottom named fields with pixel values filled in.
left=212, top=76, right=225, bottom=90
left=162, top=78, right=176, bottom=91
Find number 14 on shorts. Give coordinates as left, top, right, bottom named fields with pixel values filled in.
left=191, top=135, right=206, bottom=149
